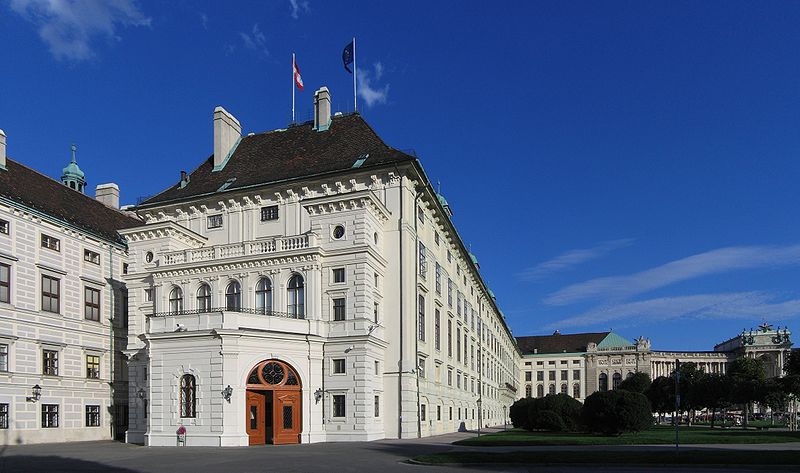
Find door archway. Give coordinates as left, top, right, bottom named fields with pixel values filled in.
left=245, top=359, right=302, bottom=445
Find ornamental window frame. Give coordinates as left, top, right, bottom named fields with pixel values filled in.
left=180, top=374, right=197, bottom=418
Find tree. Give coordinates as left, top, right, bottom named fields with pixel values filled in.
left=694, top=373, right=732, bottom=427
left=761, top=379, right=789, bottom=425
left=524, top=393, right=583, bottom=432
left=618, top=372, right=651, bottom=394
left=646, top=376, right=675, bottom=421
left=510, top=398, right=535, bottom=430
left=785, top=349, right=800, bottom=377
left=676, top=362, right=703, bottom=424
left=728, top=357, right=766, bottom=428
left=582, top=390, right=653, bottom=435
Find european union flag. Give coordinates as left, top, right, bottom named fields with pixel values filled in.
left=342, top=40, right=354, bottom=73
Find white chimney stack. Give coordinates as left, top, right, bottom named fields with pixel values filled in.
left=0, top=129, right=6, bottom=169
left=95, top=183, right=120, bottom=209
left=213, top=106, right=241, bottom=170
left=314, top=87, right=331, bottom=132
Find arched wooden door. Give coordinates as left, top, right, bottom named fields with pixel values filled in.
left=245, top=359, right=302, bottom=445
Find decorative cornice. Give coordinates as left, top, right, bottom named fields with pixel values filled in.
left=119, top=221, right=207, bottom=248
left=151, top=254, right=321, bottom=279
left=303, top=190, right=390, bottom=224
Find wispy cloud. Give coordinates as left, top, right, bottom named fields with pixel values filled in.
left=357, top=62, right=390, bottom=107
left=199, top=12, right=208, bottom=30
left=545, top=292, right=800, bottom=331
left=288, top=0, right=309, bottom=19
left=239, top=23, right=268, bottom=56
left=518, top=238, right=634, bottom=281
left=10, top=0, right=150, bottom=61
left=544, top=244, right=800, bottom=306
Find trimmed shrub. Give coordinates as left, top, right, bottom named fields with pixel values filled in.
left=536, top=409, right=567, bottom=432
left=510, top=398, right=536, bottom=430
left=523, top=393, right=583, bottom=432
left=582, top=390, right=653, bottom=435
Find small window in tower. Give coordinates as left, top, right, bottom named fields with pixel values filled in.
left=207, top=214, right=223, bottom=229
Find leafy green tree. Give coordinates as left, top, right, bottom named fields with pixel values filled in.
left=510, top=397, right=535, bottom=430
left=524, top=393, right=583, bottom=432
left=694, top=373, right=732, bottom=428
left=728, top=357, right=766, bottom=428
left=582, top=390, right=653, bottom=435
left=784, top=349, right=800, bottom=376
left=618, top=372, right=652, bottom=394
left=676, top=362, right=703, bottom=424
left=646, top=376, right=675, bottom=420
left=761, top=379, right=789, bottom=425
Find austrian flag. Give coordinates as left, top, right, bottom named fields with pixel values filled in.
left=293, top=58, right=303, bottom=91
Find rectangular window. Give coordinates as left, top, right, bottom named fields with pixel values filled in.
left=374, top=395, right=380, bottom=417
left=447, top=250, right=452, bottom=263
left=41, top=275, right=60, bottom=313
left=434, top=309, right=441, bottom=351
left=435, top=263, right=441, bottom=294
left=447, top=319, right=452, bottom=357
left=417, top=207, right=424, bottom=223
left=0, top=344, right=7, bottom=372
left=434, top=232, right=440, bottom=246
left=373, top=302, right=379, bottom=324
left=417, top=295, right=425, bottom=341
left=144, top=288, right=153, bottom=302
left=418, top=358, right=426, bottom=378
left=42, top=404, right=58, bottom=428
left=437, top=405, right=442, bottom=421
left=0, top=403, right=7, bottom=429
left=207, top=214, right=223, bottom=229
left=457, top=373, right=461, bottom=388
left=447, top=279, right=453, bottom=307
left=0, top=263, right=9, bottom=303
left=525, top=371, right=532, bottom=382
left=561, top=370, right=568, bottom=380
left=549, top=371, right=556, bottom=381
left=332, top=395, right=346, bottom=418
left=333, top=358, right=346, bottom=374
left=122, top=263, right=128, bottom=275
left=86, top=354, right=100, bottom=379
left=456, top=327, right=461, bottom=362
left=420, top=404, right=426, bottom=421
left=332, top=268, right=345, bottom=283
left=418, top=242, right=427, bottom=278
left=374, top=360, right=379, bottom=375
left=86, top=405, right=100, bottom=427
left=43, top=349, right=58, bottom=376
left=333, top=298, right=346, bottom=321
left=0, top=219, right=8, bottom=235
left=449, top=406, right=453, bottom=420
left=84, top=287, right=101, bottom=321
left=447, top=368, right=452, bottom=386
left=41, top=234, right=60, bottom=251
left=537, top=371, right=544, bottom=381
left=260, top=205, right=279, bottom=221
left=573, top=369, right=581, bottom=379
left=84, top=249, right=100, bottom=265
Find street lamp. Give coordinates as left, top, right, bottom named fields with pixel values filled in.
left=221, top=385, right=233, bottom=402
left=503, top=405, right=508, bottom=431
left=27, top=384, right=42, bottom=402
left=137, top=388, right=146, bottom=400
left=476, top=399, right=482, bottom=437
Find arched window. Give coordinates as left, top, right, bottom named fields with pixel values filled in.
left=626, top=372, right=634, bottom=379
left=560, top=383, right=568, bottom=395
left=536, top=384, right=544, bottom=398
left=573, top=383, right=580, bottom=398
left=525, top=384, right=532, bottom=398
left=180, top=374, right=196, bottom=418
left=169, top=287, right=183, bottom=314
left=255, top=278, right=272, bottom=314
left=612, top=372, right=622, bottom=389
left=287, top=274, right=305, bottom=318
left=548, top=384, right=555, bottom=395
left=196, top=284, right=211, bottom=312
left=599, top=373, right=608, bottom=391
left=225, top=281, right=241, bottom=311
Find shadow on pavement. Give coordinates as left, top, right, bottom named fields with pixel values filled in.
left=0, top=455, right=142, bottom=473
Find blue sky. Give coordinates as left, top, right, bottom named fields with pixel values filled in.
left=2, top=1, right=800, bottom=350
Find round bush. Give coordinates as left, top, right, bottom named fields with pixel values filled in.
left=582, top=390, right=653, bottom=435
left=510, top=398, right=536, bottom=430
left=536, top=409, right=567, bottom=432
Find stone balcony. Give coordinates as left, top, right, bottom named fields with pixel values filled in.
left=160, top=234, right=318, bottom=267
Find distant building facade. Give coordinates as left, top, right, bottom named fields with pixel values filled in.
left=518, top=323, right=793, bottom=401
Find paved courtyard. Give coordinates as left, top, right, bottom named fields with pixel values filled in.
left=0, top=428, right=797, bottom=473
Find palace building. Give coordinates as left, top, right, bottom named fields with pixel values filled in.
left=0, top=130, right=140, bottom=444
left=517, top=324, right=793, bottom=402
left=120, top=87, right=519, bottom=446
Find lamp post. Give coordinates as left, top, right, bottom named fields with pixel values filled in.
left=503, top=405, right=508, bottom=431
left=476, top=399, right=482, bottom=437
left=221, top=385, right=233, bottom=402
left=27, top=384, right=42, bottom=402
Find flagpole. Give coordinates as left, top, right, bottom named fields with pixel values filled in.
left=292, top=53, right=295, bottom=123
left=353, top=36, right=357, bottom=113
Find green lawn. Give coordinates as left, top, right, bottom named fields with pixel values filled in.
left=454, top=426, right=800, bottom=446
left=413, top=450, right=800, bottom=466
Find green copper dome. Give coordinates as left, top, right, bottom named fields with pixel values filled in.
left=61, top=144, right=86, bottom=193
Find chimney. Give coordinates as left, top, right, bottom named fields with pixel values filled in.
left=0, top=129, right=6, bottom=169
left=213, top=106, right=241, bottom=170
left=95, top=183, right=120, bottom=209
left=314, top=87, right=331, bottom=132
left=179, top=170, right=189, bottom=188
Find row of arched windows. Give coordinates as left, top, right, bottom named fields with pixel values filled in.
left=599, top=372, right=632, bottom=391
left=525, top=383, right=581, bottom=399
left=167, top=275, right=305, bottom=317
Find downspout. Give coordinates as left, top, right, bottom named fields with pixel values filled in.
left=306, top=318, right=314, bottom=439
left=413, top=190, right=422, bottom=439
left=108, top=245, right=115, bottom=440
left=477, top=294, right=484, bottom=430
